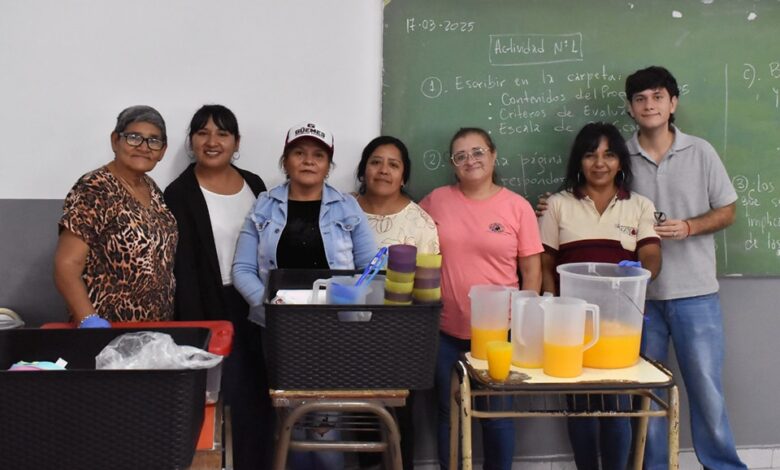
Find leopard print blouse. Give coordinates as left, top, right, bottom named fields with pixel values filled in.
left=59, top=166, right=178, bottom=322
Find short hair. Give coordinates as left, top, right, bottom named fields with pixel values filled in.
left=625, top=66, right=680, bottom=123
left=448, top=127, right=496, bottom=154
left=448, top=127, right=499, bottom=184
left=356, top=136, right=411, bottom=195
left=114, top=105, right=166, bottom=140
left=562, top=122, right=633, bottom=197
left=188, top=104, right=240, bottom=143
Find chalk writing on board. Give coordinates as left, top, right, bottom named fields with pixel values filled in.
left=489, top=33, right=583, bottom=66
left=420, top=77, right=444, bottom=99
left=740, top=62, right=780, bottom=108
left=742, top=62, right=780, bottom=88
left=418, top=65, right=643, bottom=138
left=384, top=0, right=780, bottom=275
left=404, top=18, right=476, bottom=33
left=422, top=150, right=445, bottom=171
left=733, top=173, right=780, bottom=253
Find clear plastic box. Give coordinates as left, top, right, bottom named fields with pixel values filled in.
left=206, top=361, right=223, bottom=404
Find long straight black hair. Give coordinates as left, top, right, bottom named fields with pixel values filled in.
left=561, top=122, right=632, bottom=197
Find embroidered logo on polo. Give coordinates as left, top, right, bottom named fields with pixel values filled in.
left=615, top=224, right=638, bottom=236
left=488, top=222, right=505, bottom=233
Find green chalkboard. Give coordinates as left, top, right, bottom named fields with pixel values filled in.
left=382, top=0, right=780, bottom=276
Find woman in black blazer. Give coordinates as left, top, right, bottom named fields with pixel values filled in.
left=164, top=104, right=270, bottom=470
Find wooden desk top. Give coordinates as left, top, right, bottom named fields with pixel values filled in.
left=463, top=354, right=674, bottom=391
left=269, top=389, right=409, bottom=408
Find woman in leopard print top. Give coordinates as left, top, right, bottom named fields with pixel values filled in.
left=54, top=105, right=178, bottom=324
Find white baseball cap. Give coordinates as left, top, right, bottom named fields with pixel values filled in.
left=284, top=122, right=334, bottom=155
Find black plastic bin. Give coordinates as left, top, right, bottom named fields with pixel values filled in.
left=0, top=328, right=210, bottom=470
left=264, top=269, right=440, bottom=390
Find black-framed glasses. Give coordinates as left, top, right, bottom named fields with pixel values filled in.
left=120, top=132, right=166, bottom=151
left=654, top=211, right=667, bottom=224
left=451, top=147, right=488, bottom=166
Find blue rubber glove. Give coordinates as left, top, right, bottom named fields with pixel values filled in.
left=618, top=260, right=642, bottom=268
left=78, top=315, right=111, bottom=329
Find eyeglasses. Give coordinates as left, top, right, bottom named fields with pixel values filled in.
left=654, top=211, right=667, bottom=224
left=120, top=132, right=166, bottom=151
left=451, top=147, right=488, bottom=166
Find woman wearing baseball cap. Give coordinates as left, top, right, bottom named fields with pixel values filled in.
left=232, top=121, right=377, bottom=469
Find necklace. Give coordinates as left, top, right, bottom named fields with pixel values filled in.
left=109, top=164, right=150, bottom=203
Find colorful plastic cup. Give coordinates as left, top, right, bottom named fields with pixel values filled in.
left=416, top=253, right=442, bottom=269
left=386, top=268, right=415, bottom=283
left=412, top=286, right=441, bottom=302
left=385, top=278, right=414, bottom=294
left=413, top=277, right=440, bottom=289
left=486, top=341, right=513, bottom=381
left=388, top=244, right=418, bottom=272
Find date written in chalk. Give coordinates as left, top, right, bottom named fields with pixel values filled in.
left=405, top=18, right=476, bottom=33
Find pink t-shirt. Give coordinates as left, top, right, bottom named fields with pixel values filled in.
left=420, top=185, right=543, bottom=339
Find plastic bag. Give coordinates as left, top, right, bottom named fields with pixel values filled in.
left=96, top=331, right=223, bottom=370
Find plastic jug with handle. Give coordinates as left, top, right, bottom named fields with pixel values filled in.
left=541, top=297, right=599, bottom=378
left=469, top=285, right=510, bottom=360
left=311, top=276, right=372, bottom=305
left=510, top=291, right=551, bottom=368
left=558, top=262, right=650, bottom=368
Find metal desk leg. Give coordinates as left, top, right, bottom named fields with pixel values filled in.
left=669, top=385, right=680, bottom=470
left=224, top=405, right=233, bottom=470
left=272, top=406, right=296, bottom=470
left=632, top=394, right=651, bottom=470
left=375, top=405, right=403, bottom=470
left=457, top=361, right=473, bottom=470
left=273, top=400, right=403, bottom=470
left=449, top=364, right=461, bottom=468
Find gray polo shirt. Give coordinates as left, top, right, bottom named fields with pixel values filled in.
left=626, top=126, right=737, bottom=300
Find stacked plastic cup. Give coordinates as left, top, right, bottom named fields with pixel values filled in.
left=413, top=253, right=442, bottom=304
left=384, top=244, right=417, bottom=305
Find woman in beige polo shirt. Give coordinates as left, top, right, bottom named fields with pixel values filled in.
left=538, top=122, right=661, bottom=470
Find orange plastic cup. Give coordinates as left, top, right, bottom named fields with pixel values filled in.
left=486, top=340, right=513, bottom=381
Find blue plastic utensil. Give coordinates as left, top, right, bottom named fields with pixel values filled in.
left=355, top=247, right=388, bottom=287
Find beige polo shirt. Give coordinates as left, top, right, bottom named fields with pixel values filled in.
left=539, top=189, right=660, bottom=266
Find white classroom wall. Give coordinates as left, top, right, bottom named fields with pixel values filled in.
left=0, top=0, right=383, bottom=198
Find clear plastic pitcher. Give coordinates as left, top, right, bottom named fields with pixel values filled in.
left=469, top=285, right=510, bottom=360
left=510, top=291, right=550, bottom=368
left=311, top=276, right=372, bottom=305
left=541, top=297, right=599, bottom=378
left=558, top=262, right=651, bottom=369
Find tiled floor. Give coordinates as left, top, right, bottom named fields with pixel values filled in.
left=412, top=445, right=780, bottom=469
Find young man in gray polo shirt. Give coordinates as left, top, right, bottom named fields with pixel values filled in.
left=625, top=66, right=745, bottom=470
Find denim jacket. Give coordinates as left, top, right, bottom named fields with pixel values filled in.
left=232, top=182, right=377, bottom=326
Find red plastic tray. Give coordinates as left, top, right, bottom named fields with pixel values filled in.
left=41, top=320, right=234, bottom=356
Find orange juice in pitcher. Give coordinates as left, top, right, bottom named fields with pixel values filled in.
left=471, top=327, right=508, bottom=360
left=541, top=297, right=600, bottom=378
left=469, top=285, right=510, bottom=360
left=543, top=342, right=584, bottom=378
left=558, top=262, right=651, bottom=369
left=583, top=319, right=641, bottom=368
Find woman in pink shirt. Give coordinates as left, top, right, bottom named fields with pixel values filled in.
left=420, top=127, right=542, bottom=470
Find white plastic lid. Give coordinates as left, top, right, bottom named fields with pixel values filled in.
left=0, top=308, right=24, bottom=329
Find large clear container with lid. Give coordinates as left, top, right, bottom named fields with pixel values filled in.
left=557, top=262, right=651, bottom=368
